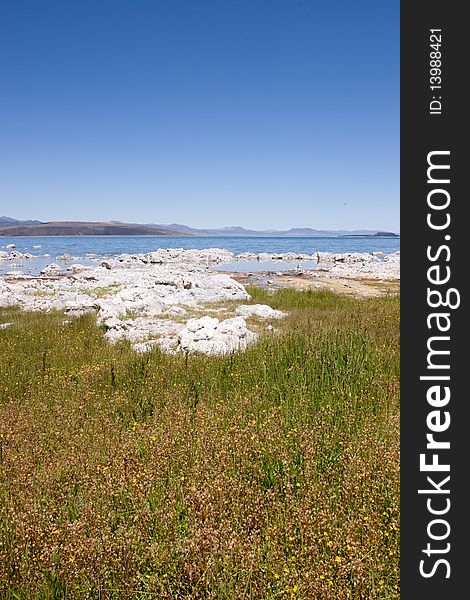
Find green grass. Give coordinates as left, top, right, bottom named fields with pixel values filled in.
left=26, top=290, right=57, bottom=297
left=0, top=288, right=400, bottom=599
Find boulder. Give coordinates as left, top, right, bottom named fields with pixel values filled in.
left=40, top=263, right=62, bottom=275
left=236, top=304, right=286, bottom=319
left=177, top=316, right=257, bottom=355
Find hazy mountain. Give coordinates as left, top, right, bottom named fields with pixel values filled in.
left=0, top=216, right=43, bottom=227
left=0, top=220, right=188, bottom=237
left=0, top=217, right=399, bottom=237
left=157, top=224, right=399, bottom=237
left=340, top=231, right=399, bottom=238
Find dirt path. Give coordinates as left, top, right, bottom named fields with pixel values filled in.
left=230, top=270, right=400, bottom=299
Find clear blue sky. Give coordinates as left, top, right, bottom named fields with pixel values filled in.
left=0, top=0, right=399, bottom=231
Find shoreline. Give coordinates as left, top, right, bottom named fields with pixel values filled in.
left=1, top=248, right=400, bottom=355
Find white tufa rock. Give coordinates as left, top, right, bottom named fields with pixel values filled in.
left=0, top=246, right=400, bottom=354
left=0, top=251, right=34, bottom=261
left=40, top=263, right=63, bottom=275
left=164, top=305, right=187, bottom=316
left=56, top=254, right=78, bottom=260
left=236, top=304, right=286, bottom=319
left=67, top=264, right=94, bottom=273
left=177, top=316, right=257, bottom=355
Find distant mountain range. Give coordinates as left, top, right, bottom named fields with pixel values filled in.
left=154, top=223, right=399, bottom=238
left=0, top=216, right=43, bottom=227
left=0, top=217, right=399, bottom=237
left=0, top=217, right=185, bottom=237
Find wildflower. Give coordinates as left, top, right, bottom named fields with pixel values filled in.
left=335, top=556, right=341, bottom=563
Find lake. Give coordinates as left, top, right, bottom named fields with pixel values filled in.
left=1, top=235, right=400, bottom=276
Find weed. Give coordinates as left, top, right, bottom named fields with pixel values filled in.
left=0, top=288, right=400, bottom=598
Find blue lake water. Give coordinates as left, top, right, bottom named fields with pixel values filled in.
left=1, top=235, right=400, bottom=276
left=1, top=235, right=400, bottom=256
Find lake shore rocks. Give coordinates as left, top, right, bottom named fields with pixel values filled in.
left=0, top=247, right=399, bottom=354
left=234, top=250, right=399, bottom=278
left=236, top=304, right=286, bottom=319
left=0, top=250, right=34, bottom=261
left=0, top=250, right=271, bottom=355
left=176, top=315, right=257, bottom=355
left=326, top=251, right=400, bottom=279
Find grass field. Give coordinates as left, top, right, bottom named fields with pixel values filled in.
left=0, top=287, right=400, bottom=599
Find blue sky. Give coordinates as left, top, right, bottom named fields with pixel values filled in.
left=0, top=0, right=399, bottom=231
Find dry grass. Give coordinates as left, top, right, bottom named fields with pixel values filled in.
left=359, top=280, right=400, bottom=296
left=0, top=288, right=399, bottom=599
left=79, top=286, right=122, bottom=299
